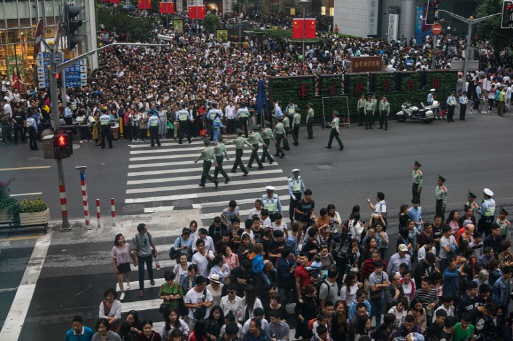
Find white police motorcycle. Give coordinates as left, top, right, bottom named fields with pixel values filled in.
left=396, top=101, right=435, bottom=123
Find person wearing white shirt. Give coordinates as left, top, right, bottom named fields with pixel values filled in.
left=192, top=228, right=215, bottom=254
left=225, top=102, right=237, bottom=134
left=191, top=239, right=214, bottom=277
left=220, top=284, right=244, bottom=322
left=417, top=242, right=437, bottom=263
left=248, top=199, right=262, bottom=220
left=184, top=276, right=214, bottom=330
left=367, top=192, right=387, bottom=220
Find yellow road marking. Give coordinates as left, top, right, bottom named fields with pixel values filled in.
left=0, top=166, right=51, bottom=171
left=0, top=235, right=42, bottom=241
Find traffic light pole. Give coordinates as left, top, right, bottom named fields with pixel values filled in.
left=437, top=10, right=500, bottom=77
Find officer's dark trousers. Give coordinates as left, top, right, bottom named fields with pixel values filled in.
left=231, top=149, right=247, bottom=173
left=379, top=112, right=388, bottom=129
left=412, top=184, right=421, bottom=201
left=365, top=110, right=373, bottom=129
left=28, top=127, right=38, bottom=150
left=101, top=126, right=113, bottom=148
left=262, top=139, right=274, bottom=163
left=149, top=126, right=160, bottom=147
left=248, top=144, right=263, bottom=168
left=214, top=155, right=229, bottom=181
left=201, top=161, right=217, bottom=185
left=274, top=134, right=285, bottom=157
left=307, top=119, right=313, bottom=138
left=327, top=129, right=344, bottom=149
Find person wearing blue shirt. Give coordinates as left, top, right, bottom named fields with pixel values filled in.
left=65, top=316, right=94, bottom=341
left=212, top=113, right=224, bottom=144
left=273, top=101, right=283, bottom=122
left=408, top=198, right=423, bottom=231
left=443, top=258, right=464, bottom=297
left=492, top=266, right=513, bottom=317
left=64, top=103, right=73, bottom=125
left=207, top=104, right=223, bottom=140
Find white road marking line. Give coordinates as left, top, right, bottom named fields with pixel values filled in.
left=130, top=150, right=240, bottom=162
left=10, top=192, right=43, bottom=197
left=130, top=144, right=236, bottom=154
left=202, top=207, right=289, bottom=219
left=126, top=177, right=289, bottom=194
left=0, top=229, right=53, bottom=340
left=0, top=287, right=18, bottom=293
left=127, top=162, right=280, bottom=177
left=127, top=169, right=283, bottom=185
left=116, top=278, right=166, bottom=292
left=129, top=156, right=256, bottom=169
left=121, top=299, right=161, bottom=313
left=125, top=185, right=289, bottom=204
left=127, top=140, right=207, bottom=149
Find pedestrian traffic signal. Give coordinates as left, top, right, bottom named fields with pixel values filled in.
left=425, top=0, right=439, bottom=25
left=502, top=1, right=513, bottom=29
left=54, top=130, right=73, bottom=159
left=64, top=3, right=84, bottom=50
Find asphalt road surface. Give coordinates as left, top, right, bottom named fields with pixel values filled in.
left=1, top=110, right=513, bottom=340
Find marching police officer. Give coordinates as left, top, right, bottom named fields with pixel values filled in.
left=282, top=114, right=291, bottom=151
left=478, top=188, right=496, bottom=236
left=412, top=161, right=423, bottom=201
left=306, top=102, right=314, bottom=139
left=435, top=175, right=448, bottom=220
left=357, top=94, right=366, bottom=126
left=214, top=135, right=230, bottom=184
left=26, top=111, right=38, bottom=150
left=326, top=110, right=344, bottom=150
left=261, top=120, right=275, bottom=164
left=237, top=104, right=250, bottom=138
left=176, top=103, right=192, bottom=144
left=273, top=117, right=286, bottom=158
left=365, top=94, right=376, bottom=130
left=231, top=128, right=252, bottom=175
left=147, top=111, right=161, bottom=147
left=195, top=138, right=219, bottom=188
left=261, top=186, right=282, bottom=222
left=379, top=96, right=390, bottom=130
left=247, top=125, right=265, bottom=169
left=446, top=91, right=457, bottom=122
left=291, top=110, right=301, bottom=146
left=459, top=92, right=468, bottom=121
left=288, top=169, right=306, bottom=223
left=100, top=108, right=113, bottom=149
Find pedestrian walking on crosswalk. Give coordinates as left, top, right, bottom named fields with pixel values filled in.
left=261, top=120, right=275, bottom=164
left=214, top=135, right=230, bottom=184
left=273, top=117, right=286, bottom=158
left=231, top=129, right=252, bottom=176
left=195, top=138, right=219, bottom=188
left=132, top=224, right=157, bottom=297
left=247, top=125, right=265, bottom=170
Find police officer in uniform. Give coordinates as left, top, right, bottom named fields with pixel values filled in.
left=306, top=102, right=314, bottom=139
left=326, top=110, right=344, bottom=150
left=291, top=110, right=301, bottom=146
left=237, top=104, right=250, bottom=138
left=261, top=120, right=275, bottom=164
left=231, top=128, right=252, bottom=175
left=466, top=191, right=480, bottom=216
left=214, top=135, right=230, bottom=184
left=147, top=111, right=161, bottom=147
left=379, top=96, right=390, bottom=130
left=273, top=117, right=286, bottom=158
left=446, top=92, right=457, bottom=122
left=26, top=111, right=38, bottom=150
left=195, top=138, right=219, bottom=188
left=261, top=186, right=282, bottom=222
left=212, top=113, right=224, bottom=144
left=282, top=114, right=291, bottom=150
left=435, top=175, right=448, bottom=221
left=100, top=108, right=113, bottom=149
left=288, top=169, right=306, bottom=223
left=478, top=188, right=496, bottom=236
left=207, top=103, right=222, bottom=140
left=364, top=94, right=376, bottom=130
left=428, top=88, right=440, bottom=120
left=412, top=161, right=423, bottom=201
left=247, top=125, right=265, bottom=169
left=176, top=104, right=192, bottom=144
left=459, top=92, right=468, bottom=121
left=357, top=94, right=366, bottom=126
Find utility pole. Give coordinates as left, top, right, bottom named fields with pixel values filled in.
left=299, top=0, right=310, bottom=65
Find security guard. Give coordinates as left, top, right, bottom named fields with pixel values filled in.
left=237, top=104, right=250, bottom=138
left=364, top=94, right=376, bottom=130
left=231, top=128, right=252, bottom=175
left=285, top=100, right=298, bottom=119
left=207, top=103, right=222, bottom=140
left=26, top=111, right=38, bottom=150
left=288, top=169, right=306, bottom=223
left=326, top=110, right=344, bottom=150
left=357, top=94, right=366, bottom=126
left=459, top=92, right=468, bottom=121
left=379, top=96, right=390, bottom=130
left=247, top=125, right=264, bottom=169
left=100, top=108, right=113, bottom=149
left=291, top=110, right=301, bottom=146
left=176, top=103, right=192, bottom=144
left=195, top=138, right=219, bottom=188
left=147, top=111, right=161, bottom=147
left=212, top=113, right=224, bottom=144
left=496, top=207, right=510, bottom=239
left=282, top=114, right=291, bottom=150
left=446, top=91, right=457, bottom=122
left=435, top=175, right=448, bottom=221
left=261, top=186, right=282, bottom=222
left=261, top=120, right=275, bottom=164
left=306, top=102, right=314, bottom=139
left=478, top=188, right=496, bottom=236
left=466, top=191, right=480, bottom=216
left=214, top=135, right=230, bottom=184
left=273, top=117, right=286, bottom=158
left=412, top=161, right=422, bottom=201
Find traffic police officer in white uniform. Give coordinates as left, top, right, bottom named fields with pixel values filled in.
left=176, top=103, right=192, bottom=144
left=261, top=186, right=282, bottom=222
left=100, top=108, right=113, bottom=149
left=288, top=169, right=306, bottom=223
left=147, top=111, right=161, bottom=147
left=478, top=188, right=496, bottom=236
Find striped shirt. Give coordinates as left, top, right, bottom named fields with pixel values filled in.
left=411, top=287, right=437, bottom=308
left=360, top=259, right=387, bottom=282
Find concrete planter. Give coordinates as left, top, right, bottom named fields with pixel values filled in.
left=19, top=208, right=50, bottom=225
left=0, top=209, right=11, bottom=222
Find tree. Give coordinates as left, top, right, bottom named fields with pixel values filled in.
left=203, top=13, right=221, bottom=34
left=97, top=7, right=154, bottom=42
left=476, top=0, right=513, bottom=50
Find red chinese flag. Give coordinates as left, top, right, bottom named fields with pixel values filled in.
left=110, top=0, right=120, bottom=3
left=166, top=2, right=174, bottom=13
left=305, top=19, right=316, bottom=38
left=197, top=5, right=205, bottom=19
left=159, top=2, right=166, bottom=13
left=292, top=19, right=304, bottom=39
left=188, top=6, right=196, bottom=19
left=138, top=0, right=144, bottom=9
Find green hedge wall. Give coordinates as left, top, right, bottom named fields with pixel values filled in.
left=270, top=71, right=458, bottom=122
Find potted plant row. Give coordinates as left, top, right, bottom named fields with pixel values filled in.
left=0, top=179, right=50, bottom=226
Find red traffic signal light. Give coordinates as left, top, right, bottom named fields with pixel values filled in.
left=57, top=134, right=67, bottom=146
left=502, top=0, right=513, bottom=28
left=54, top=130, right=73, bottom=159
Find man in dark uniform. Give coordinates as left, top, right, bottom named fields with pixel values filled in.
left=195, top=138, right=219, bottom=188
left=231, top=128, right=252, bottom=175
left=11, top=104, right=26, bottom=145
left=412, top=161, right=423, bottom=201
left=214, top=135, right=230, bottom=184
left=261, top=120, right=275, bottom=164
left=99, top=108, right=113, bottom=149
left=435, top=175, right=448, bottom=221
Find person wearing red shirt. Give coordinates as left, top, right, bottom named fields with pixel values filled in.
left=359, top=251, right=387, bottom=282
left=295, top=252, right=312, bottom=297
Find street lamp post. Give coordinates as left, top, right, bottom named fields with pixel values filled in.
left=299, top=0, right=310, bottom=65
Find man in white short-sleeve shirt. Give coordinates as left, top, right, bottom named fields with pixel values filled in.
left=185, top=276, right=213, bottom=329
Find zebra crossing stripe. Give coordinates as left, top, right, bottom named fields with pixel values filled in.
left=127, top=162, right=280, bottom=176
